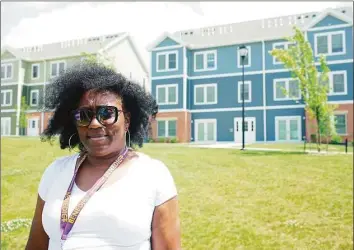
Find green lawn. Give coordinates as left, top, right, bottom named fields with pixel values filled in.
left=1, top=138, right=353, bottom=249
left=248, top=142, right=353, bottom=153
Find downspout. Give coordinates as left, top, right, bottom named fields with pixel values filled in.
left=262, top=40, right=267, bottom=142
left=183, top=46, right=188, bottom=142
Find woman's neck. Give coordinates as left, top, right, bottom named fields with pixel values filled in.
left=86, top=147, right=127, bottom=169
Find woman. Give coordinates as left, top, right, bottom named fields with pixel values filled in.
left=25, top=63, right=181, bottom=250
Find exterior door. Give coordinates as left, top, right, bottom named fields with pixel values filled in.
left=27, top=118, right=39, bottom=136
left=234, top=117, right=256, bottom=144
left=1, top=117, right=11, bottom=136
left=195, top=119, right=217, bottom=143
left=275, top=116, right=301, bottom=141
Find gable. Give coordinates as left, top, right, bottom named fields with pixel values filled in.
left=313, top=14, right=349, bottom=28
left=156, top=37, right=180, bottom=48
left=1, top=50, right=17, bottom=60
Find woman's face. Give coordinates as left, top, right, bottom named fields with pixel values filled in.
left=75, top=90, right=129, bottom=157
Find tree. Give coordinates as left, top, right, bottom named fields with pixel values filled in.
left=19, top=96, right=30, bottom=135
left=269, top=26, right=338, bottom=152
left=80, top=42, right=115, bottom=70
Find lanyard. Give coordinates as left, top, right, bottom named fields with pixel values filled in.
left=60, top=147, right=129, bottom=248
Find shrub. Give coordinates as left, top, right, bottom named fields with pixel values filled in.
left=330, top=134, right=342, bottom=145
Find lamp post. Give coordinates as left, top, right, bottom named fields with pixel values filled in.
left=238, top=45, right=248, bottom=150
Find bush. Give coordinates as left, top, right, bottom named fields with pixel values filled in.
left=170, top=137, right=178, bottom=143
left=330, top=134, right=342, bottom=145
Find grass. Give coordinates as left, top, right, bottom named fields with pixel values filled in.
left=248, top=142, right=353, bottom=153
left=1, top=137, right=353, bottom=249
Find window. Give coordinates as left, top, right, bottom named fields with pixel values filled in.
left=237, top=46, right=251, bottom=68
left=32, top=64, right=40, bottom=79
left=194, top=50, right=217, bottom=71
left=315, top=31, right=345, bottom=56
left=238, top=81, right=252, bottom=103
left=156, top=84, right=178, bottom=105
left=272, top=42, right=295, bottom=64
left=50, top=61, right=66, bottom=77
left=319, top=71, right=347, bottom=95
left=1, top=63, right=13, bottom=79
left=194, top=84, right=217, bottom=105
left=30, top=90, right=39, bottom=106
left=274, top=78, right=301, bottom=101
left=1, top=90, right=12, bottom=106
left=156, top=51, right=178, bottom=72
left=157, top=119, right=177, bottom=137
left=333, top=113, right=347, bottom=135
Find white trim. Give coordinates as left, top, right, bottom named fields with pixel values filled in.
left=194, top=119, right=217, bottom=143
left=307, top=23, right=353, bottom=32
left=31, top=63, right=40, bottom=80
left=1, top=117, right=12, bottom=136
left=50, top=60, right=66, bottom=78
left=273, top=78, right=301, bottom=101
left=1, top=82, right=17, bottom=86
left=328, top=100, right=353, bottom=105
left=333, top=111, right=348, bottom=135
left=183, top=46, right=187, bottom=110
left=327, top=70, right=347, bottom=96
left=152, top=45, right=183, bottom=51
left=151, top=74, right=184, bottom=80
left=156, top=50, right=178, bottom=72
left=1, top=109, right=16, bottom=113
left=23, top=82, right=47, bottom=86
left=237, top=80, right=252, bottom=103
left=15, top=59, right=22, bottom=136
left=1, top=63, right=13, bottom=80
left=237, top=46, right=251, bottom=68
left=272, top=42, right=295, bottom=65
left=30, top=90, right=39, bottom=106
left=1, top=89, right=13, bottom=107
left=156, top=118, right=177, bottom=138
left=194, top=83, right=217, bottom=105
left=156, top=84, right=178, bottom=105
left=194, top=50, right=217, bottom=72
left=314, top=30, right=346, bottom=57
left=0, top=58, right=18, bottom=63
left=303, top=8, right=353, bottom=30
left=158, top=108, right=187, bottom=113
left=189, top=105, right=305, bottom=113
left=275, top=116, right=302, bottom=142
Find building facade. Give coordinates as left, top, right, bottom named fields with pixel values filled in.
left=1, top=32, right=149, bottom=136
left=147, top=7, right=353, bottom=143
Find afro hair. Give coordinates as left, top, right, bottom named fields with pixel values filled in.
left=41, top=62, right=158, bottom=150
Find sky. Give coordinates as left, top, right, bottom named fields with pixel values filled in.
left=1, top=1, right=352, bottom=69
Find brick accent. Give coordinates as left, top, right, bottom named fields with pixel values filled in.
left=26, top=111, right=53, bottom=135
left=151, top=111, right=191, bottom=142
left=305, top=103, right=353, bottom=142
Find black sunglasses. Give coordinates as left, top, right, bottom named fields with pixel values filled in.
left=72, top=106, right=122, bottom=127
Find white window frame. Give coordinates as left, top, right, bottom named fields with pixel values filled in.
left=194, top=119, right=217, bottom=143
left=194, top=83, right=218, bottom=105
left=31, top=63, right=40, bottom=80
left=156, top=50, right=178, bottom=72
left=275, top=116, right=302, bottom=142
left=156, top=84, right=178, bottom=105
left=237, top=46, right=251, bottom=68
left=1, top=89, right=13, bottom=107
left=237, top=81, right=252, bottom=103
left=30, top=90, right=39, bottom=106
left=272, top=42, right=296, bottom=65
left=1, top=63, right=13, bottom=80
left=1, top=117, right=11, bottom=136
left=332, top=111, right=348, bottom=135
left=50, top=61, right=66, bottom=78
left=156, top=118, right=177, bottom=138
left=314, top=30, right=346, bottom=57
left=194, top=50, right=217, bottom=72
left=273, top=78, right=301, bottom=101
left=328, top=70, right=347, bottom=96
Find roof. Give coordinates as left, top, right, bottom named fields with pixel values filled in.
left=2, top=32, right=126, bottom=61
left=149, top=6, right=353, bottom=50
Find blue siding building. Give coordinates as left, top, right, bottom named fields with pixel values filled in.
left=147, top=7, right=353, bottom=144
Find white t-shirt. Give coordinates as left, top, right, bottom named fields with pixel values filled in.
left=38, top=152, right=178, bottom=250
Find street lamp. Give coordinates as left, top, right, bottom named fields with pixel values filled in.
left=238, top=45, right=248, bottom=150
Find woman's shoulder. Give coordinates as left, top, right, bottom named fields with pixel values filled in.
left=46, top=153, right=80, bottom=173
